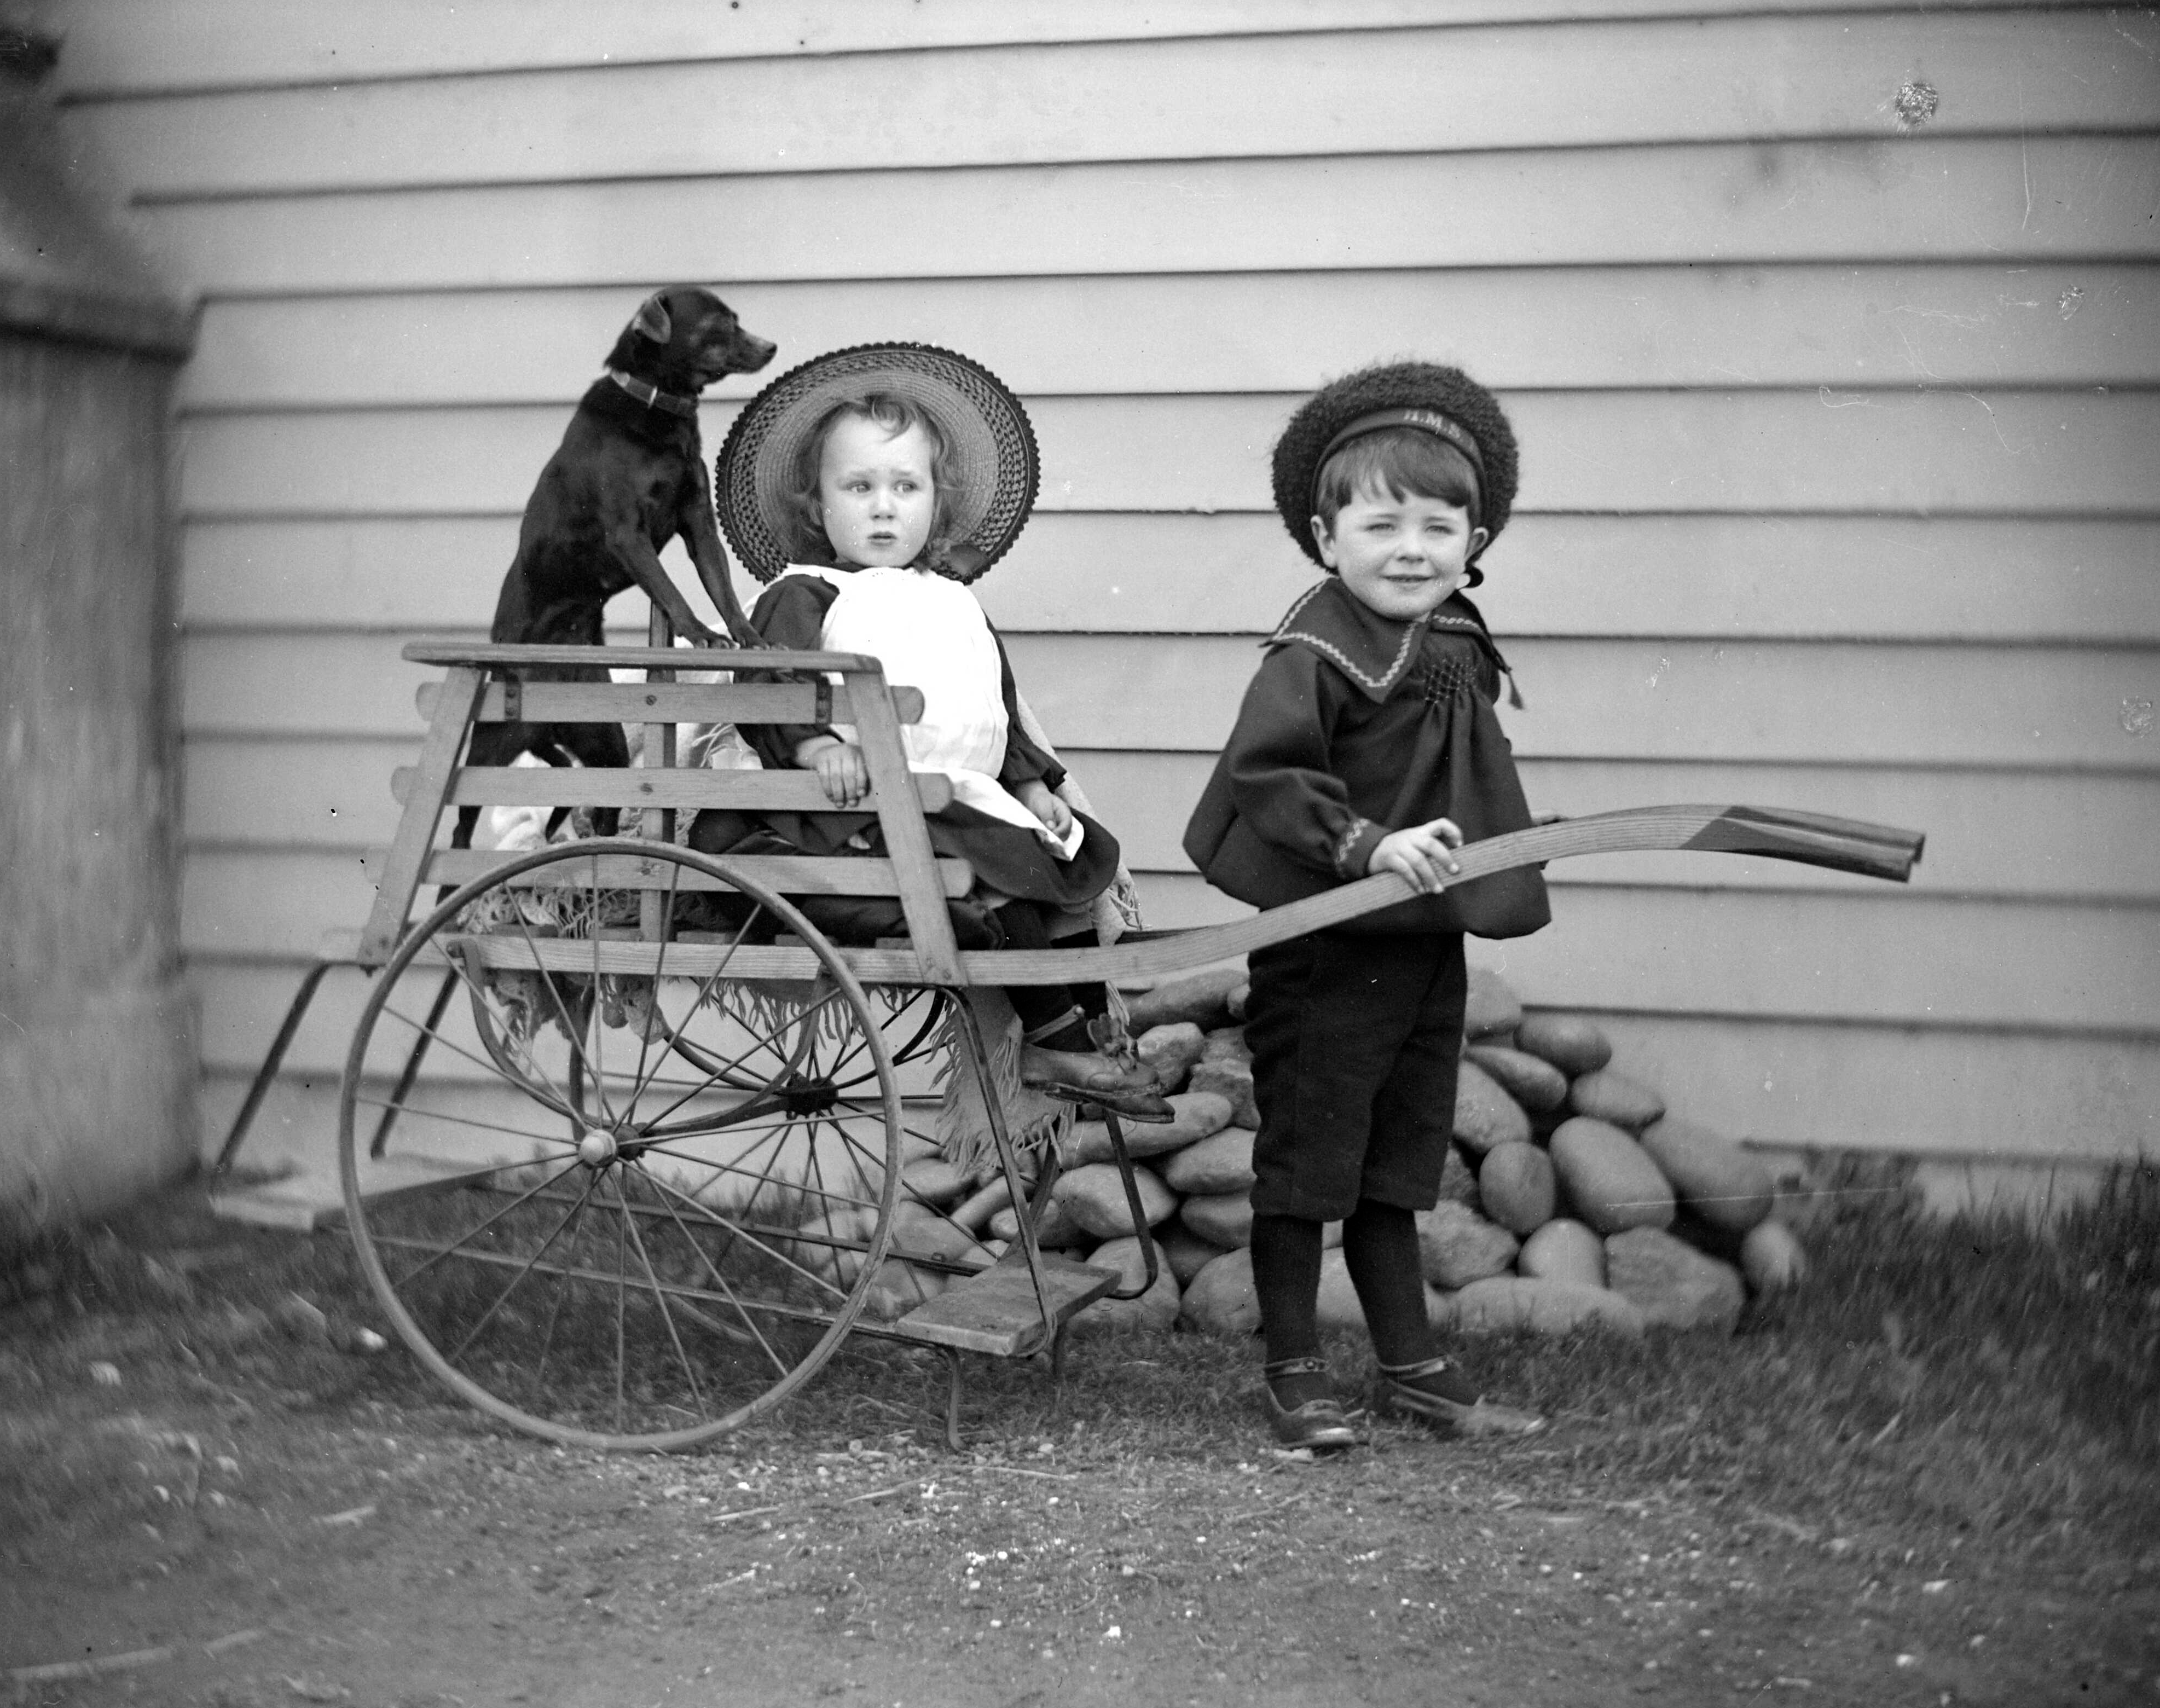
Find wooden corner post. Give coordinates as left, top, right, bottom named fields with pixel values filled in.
left=358, top=664, right=485, bottom=965
left=843, top=661, right=965, bottom=984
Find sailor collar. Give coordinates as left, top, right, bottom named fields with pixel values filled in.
left=1265, top=576, right=1508, bottom=705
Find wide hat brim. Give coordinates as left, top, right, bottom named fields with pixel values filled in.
left=715, top=343, right=1039, bottom=584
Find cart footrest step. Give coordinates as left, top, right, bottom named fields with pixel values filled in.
left=885, top=1249, right=1120, bottom=1356
left=210, top=1155, right=507, bottom=1231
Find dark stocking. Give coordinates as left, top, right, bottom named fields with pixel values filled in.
left=998, top=902, right=1104, bottom=1049
left=1250, top=1212, right=1328, bottom=1406
left=1341, top=1199, right=1439, bottom=1369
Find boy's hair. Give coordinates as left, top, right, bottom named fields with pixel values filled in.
left=1270, top=361, right=1519, bottom=576
left=783, top=390, right=965, bottom=567
left=1312, top=427, right=1484, bottom=535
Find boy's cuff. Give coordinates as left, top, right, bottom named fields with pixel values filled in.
left=1333, top=816, right=1386, bottom=879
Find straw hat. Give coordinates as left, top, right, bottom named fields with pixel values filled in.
left=714, top=343, right=1039, bottom=584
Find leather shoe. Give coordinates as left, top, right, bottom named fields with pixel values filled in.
left=1377, top=1355, right=1545, bottom=1437
left=1262, top=1357, right=1362, bottom=1452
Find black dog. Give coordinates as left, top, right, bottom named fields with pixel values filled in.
left=456, top=286, right=775, bottom=846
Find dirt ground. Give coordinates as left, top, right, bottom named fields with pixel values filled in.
left=4, top=1189, right=2156, bottom=1708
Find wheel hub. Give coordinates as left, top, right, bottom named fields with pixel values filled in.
left=778, top=1073, right=839, bottom=1116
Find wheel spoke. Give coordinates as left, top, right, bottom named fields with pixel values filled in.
left=507, top=904, right=615, bottom=1130
left=349, top=1093, right=581, bottom=1153
left=629, top=1161, right=796, bottom=1380
left=431, top=1165, right=600, bottom=1369
left=432, top=940, right=586, bottom=1122
left=635, top=987, right=850, bottom=1136
left=387, top=1150, right=587, bottom=1293
left=612, top=1176, right=630, bottom=1433
left=341, top=840, right=906, bottom=1449
left=614, top=1169, right=708, bottom=1421
left=633, top=905, right=771, bottom=1099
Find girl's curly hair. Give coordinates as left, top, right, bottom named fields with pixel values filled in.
left=782, top=391, right=968, bottom=570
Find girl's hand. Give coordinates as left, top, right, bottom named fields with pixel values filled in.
left=1016, top=779, right=1073, bottom=837
left=796, top=736, right=870, bottom=808
left=1368, top=817, right=1463, bottom=893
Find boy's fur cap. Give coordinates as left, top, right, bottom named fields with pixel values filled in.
left=1270, top=361, right=1519, bottom=570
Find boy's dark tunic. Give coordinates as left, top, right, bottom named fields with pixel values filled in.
left=1184, top=577, right=1549, bottom=1220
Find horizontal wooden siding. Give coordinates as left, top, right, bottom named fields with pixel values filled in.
left=38, top=2, right=2157, bottom=1167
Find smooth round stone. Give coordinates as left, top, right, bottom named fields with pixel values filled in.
left=1464, top=1045, right=1570, bottom=1115
left=858, top=1257, right=947, bottom=1321
left=1463, top=968, right=1524, bottom=1041
left=1060, top=1091, right=1234, bottom=1165
left=1051, top=1162, right=1176, bottom=1238
left=1478, top=1142, right=1557, bottom=1235
left=889, top=1199, right=989, bottom=1266
left=1200, top=1026, right=1252, bottom=1066
left=1180, top=1189, right=1254, bottom=1249
left=1434, top=1275, right=1644, bottom=1338
left=1437, top=1144, right=1480, bottom=1209
left=1519, top=1217, right=1606, bottom=1288
left=1135, top=1022, right=1207, bottom=1095
left=1567, top=1067, right=1666, bottom=1131
left=1414, top=1201, right=1519, bottom=1289
left=1514, top=1011, right=1613, bottom=1076
left=1072, top=1235, right=1180, bottom=1334
left=1452, top=1059, right=1532, bottom=1157
left=1162, top=1126, right=1256, bottom=1196
left=1124, top=966, right=1247, bottom=1034
left=1640, top=1116, right=1774, bottom=1234
left=795, top=1204, right=877, bottom=1288
left=1157, top=1222, right=1231, bottom=1286
left=1187, top=1057, right=1260, bottom=1130
left=1033, top=1191, right=1093, bottom=1249
left=1177, top=1247, right=1259, bottom=1338
left=1604, top=1227, right=1745, bottom=1334
left=1550, top=1116, right=1676, bottom=1234
left=1740, top=1219, right=1808, bottom=1292
left=898, top=1156, right=972, bottom=1208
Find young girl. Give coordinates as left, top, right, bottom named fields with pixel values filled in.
left=699, top=345, right=1166, bottom=1115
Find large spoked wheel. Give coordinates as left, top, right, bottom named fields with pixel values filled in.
left=338, top=841, right=908, bottom=1452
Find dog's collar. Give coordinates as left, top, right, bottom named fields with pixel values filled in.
left=606, top=368, right=700, bottom=418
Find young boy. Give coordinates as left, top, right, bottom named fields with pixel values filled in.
left=1183, top=361, right=1551, bottom=1450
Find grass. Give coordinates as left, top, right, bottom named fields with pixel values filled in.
left=5, top=1161, right=2157, bottom=1570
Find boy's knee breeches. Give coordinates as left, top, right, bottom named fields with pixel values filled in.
left=1245, top=929, right=1468, bottom=1222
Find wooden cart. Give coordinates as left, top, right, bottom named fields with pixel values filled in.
left=214, top=635, right=1922, bottom=1452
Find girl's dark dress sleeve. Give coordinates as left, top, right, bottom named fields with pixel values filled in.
left=744, top=575, right=841, bottom=769
left=989, top=621, right=1065, bottom=794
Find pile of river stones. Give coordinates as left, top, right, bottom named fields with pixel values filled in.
left=874, top=964, right=1810, bottom=1341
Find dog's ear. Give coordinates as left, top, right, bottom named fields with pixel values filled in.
left=631, top=292, right=674, bottom=343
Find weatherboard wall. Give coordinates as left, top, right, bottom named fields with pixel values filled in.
left=36, top=0, right=2159, bottom=1170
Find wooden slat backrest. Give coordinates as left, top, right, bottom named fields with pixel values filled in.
left=370, top=847, right=976, bottom=899
left=357, top=664, right=484, bottom=962
left=416, top=679, right=927, bottom=727
left=389, top=766, right=956, bottom=813
left=362, top=640, right=968, bottom=978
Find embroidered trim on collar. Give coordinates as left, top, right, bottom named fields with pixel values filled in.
left=1266, top=581, right=1424, bottom=699
left=1267, top=580, right=1515, bottom=707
